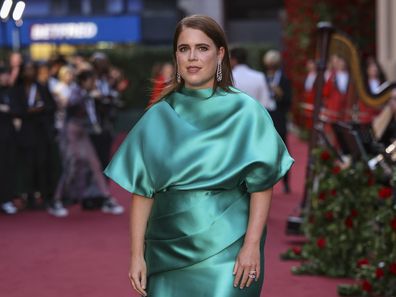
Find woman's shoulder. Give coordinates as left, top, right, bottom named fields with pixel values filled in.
left=227, top=86, right=267, bottom=110
left=143, top=99, right=169, bottom=117
left=130, top=100, right=170, bottom=129
left=225, top=87, right=273, bottom=124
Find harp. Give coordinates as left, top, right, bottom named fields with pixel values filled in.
left=327, top=32, right=396, bottom=124
left=288, top=22, right=396, bottom=234
left=301, top=27, right=396, bottom=125
left=328, top=32, right=395, bottom=109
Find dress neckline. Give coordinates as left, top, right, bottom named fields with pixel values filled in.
left=179, top=87, right=215, bottom=99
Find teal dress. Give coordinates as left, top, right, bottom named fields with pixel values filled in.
left=104, top=87, right=293, bottom=297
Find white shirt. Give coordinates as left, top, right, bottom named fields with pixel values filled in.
left=369, top=78, right=380, bottom=94
left=53, top=81, right=77, bottom=130
left=304, top=72, right=317, bottom=91
left=53, top=81, right=74, bottom=106
left=335, top=70, right=349, bottom=94
left=232, top=64, right=273, bottom=110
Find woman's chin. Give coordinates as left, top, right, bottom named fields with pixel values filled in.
left=184, top=78, right=214, bottom=89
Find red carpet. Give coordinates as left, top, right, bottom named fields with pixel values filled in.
left=0, top=132, right=352, bottom=297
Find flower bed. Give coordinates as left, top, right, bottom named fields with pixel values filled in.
left=281, top=148, right=396, bottom=296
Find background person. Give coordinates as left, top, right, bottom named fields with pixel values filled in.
left=262, top=49, right=293, bottom=193
left=52, top=65, right=76, bottom=131
left=0, top=67, right=18, bottom=214
left=50, top=70, right=124, bottom=217
left=302, top=59, right=317, bottom=129
left=10, top=61, right=59, bottom=210
left=230, top=47, right=272, bottom=110
left=148, top=61, right=174, bottom=107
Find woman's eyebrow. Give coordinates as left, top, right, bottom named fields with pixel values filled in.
left=177, top=43, right=211, bottom=48
left=195, top=43, right=210, bottom=47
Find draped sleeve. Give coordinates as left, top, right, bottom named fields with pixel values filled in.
left=104, top=88, right=293, bottom=198
left=240, top=98, right=294, bottom=193
left=104, top=106, right=158, bottom=198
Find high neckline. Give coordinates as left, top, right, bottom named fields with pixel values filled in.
left=179, top=87, right=215, bottom=99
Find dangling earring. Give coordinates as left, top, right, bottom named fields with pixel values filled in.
left=176, top=71, right=181, bottom=83
left=216, top=60, right=222, bottom=82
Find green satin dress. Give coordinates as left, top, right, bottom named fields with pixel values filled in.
left=104, top=87, right=294, bottom=297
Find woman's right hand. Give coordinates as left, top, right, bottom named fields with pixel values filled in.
left=128, top=255, right=148, bottom=296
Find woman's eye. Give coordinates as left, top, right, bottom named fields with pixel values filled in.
left=179, top=47, right=188, bottom=52
left=199, top=46, right=208, bottom=51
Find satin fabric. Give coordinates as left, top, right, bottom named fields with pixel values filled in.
left=104, top=87, right=294, bottom=296
left=145, top=187, right=266, bottom=296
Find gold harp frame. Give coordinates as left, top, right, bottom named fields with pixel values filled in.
left=328, top=32, right=396, bottom=107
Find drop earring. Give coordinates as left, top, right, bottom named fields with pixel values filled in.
left=216, top=60, right=222, bottom=82
left=176, top=72, right=181, bottom=83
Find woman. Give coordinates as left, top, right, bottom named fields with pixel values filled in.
left=302, top=59, right=316, bottom=129
left=365, top=56, right=386, bottom=95
left=148, top=62, right=175, bottom=107
left=353, top=57, right=386, bottom=124
left=52, top=65, right=76, bottom=131
left=10, top=61, right=59, bottom=210
left=105, top=15, right=293, bottom=296
left=51, top=70, right=124, bottom=217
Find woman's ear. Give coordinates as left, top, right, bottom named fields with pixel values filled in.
left=218, top=47, right=225, bottom=62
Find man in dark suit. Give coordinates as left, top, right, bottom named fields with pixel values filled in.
left=262, top=49, right=293, bottom=193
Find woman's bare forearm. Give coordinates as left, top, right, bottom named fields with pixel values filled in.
left=244, top=188, right=273, bottom=245
left=130, top=194, right=154, bottom=257
left=233, top=188, right=273, bottom=288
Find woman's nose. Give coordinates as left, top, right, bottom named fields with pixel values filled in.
left=188, top=49, right=197, bottom=61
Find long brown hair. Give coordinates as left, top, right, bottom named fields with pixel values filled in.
left=153, top=15, right=234, bottom=104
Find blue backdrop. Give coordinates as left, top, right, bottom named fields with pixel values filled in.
left=0, top=15, right=141, bottom=47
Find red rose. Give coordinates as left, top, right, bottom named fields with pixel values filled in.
left=325, top=211, right=334, bottom=221
left=376, top=268, right=385, bottom=279
left=378, top=187, right=392, bottom=199
left=350, top=209, right=359, bottom=217
left=318, top=192, right=326, bottom=201
left=357, top=258, right=369, bottom=268
left=361, top=280, right=372, bottom=292
left=389, top=263, right=396, bottom=275
left=390, top=217, right=396, bottom=231
left=330, top=189, right=337, bottom=196
left=320, top=150, right=331, bottom=161
left=292, top=247, right=302, bottom=255
left=345, top=216, right=353, bottom=229
left=316, top=237, right=326, bottom=249
left=332, top=166, right=341, bottom=175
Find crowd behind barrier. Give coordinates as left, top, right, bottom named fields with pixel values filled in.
left=0, top=51, right=129, bottom=217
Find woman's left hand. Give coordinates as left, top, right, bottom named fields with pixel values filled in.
left=233, top=242, right=260, bottom=289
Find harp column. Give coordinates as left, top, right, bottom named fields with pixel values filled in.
left=377, top=0, right=396, bottom=81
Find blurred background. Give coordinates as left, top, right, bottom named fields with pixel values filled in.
left=0, top=0, right=386, bottom=129
left=1, top=1, right=396, bottom=297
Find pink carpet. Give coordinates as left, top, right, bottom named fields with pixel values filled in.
left=0, top=133, right=352, bottom=297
